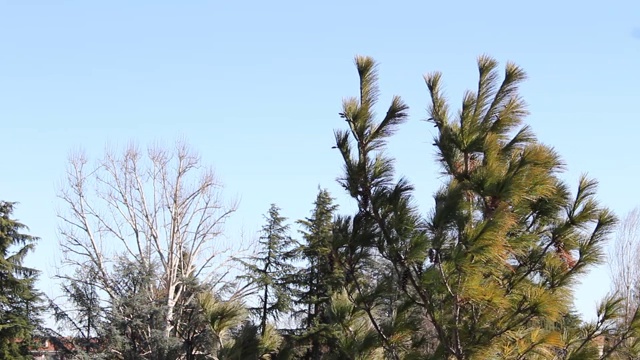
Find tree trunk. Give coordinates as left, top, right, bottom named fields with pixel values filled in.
left=261, top=283, right=269, bottom=337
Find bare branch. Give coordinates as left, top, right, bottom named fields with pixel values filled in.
left=57, top=141, right=237, bottom=339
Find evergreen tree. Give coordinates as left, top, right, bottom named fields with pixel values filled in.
left=295, top=189, right=341, bottom=359
left=242, top=204, right=295, bottom=337
left=333, top=55, right=636, bottom=359
left=174, top=273, right=216, bottom=360
left=324, top=289, right=384, bottom=360
left=0, top=201, right=42, bottom=360
left=50, top=267, right=104, bottom=354
left=331, top=212, right=412, bottom=359
left=198, top=291, right=248, bottom=358
left=51, top=255, right=220, bottom=359
left=102, top=257, right=180, bottom=360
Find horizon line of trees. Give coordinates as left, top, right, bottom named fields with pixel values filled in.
left=2, top=54, right=640, bottom=359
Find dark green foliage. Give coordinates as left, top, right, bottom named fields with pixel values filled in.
left=0, top=201, right=42, bottom=360
left=294, top=189, right=342, bottom=359
left=51, top=267, right=103, bottom=352
left=51, top=258, right=219, bottom=360
left=33, top=55, right=640, bottom=359
left=101, top=258, right=178, bottom=360
left=241, top=204, right=296, bottom=337
left=217, top=321, right=284, bottom=360
left=174, top=276, right=217, bottom=360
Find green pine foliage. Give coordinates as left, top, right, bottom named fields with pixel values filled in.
left=324, top=289, right=385, bottom=360
left=333, top=55, right=636, bottom=359
left=175, top=274, right=218, bottom=360
left=0, top=201, right=42, bottom=360
left=198, top=291, right=248, bottom=358
left=24, top=54, right=640, bottom=359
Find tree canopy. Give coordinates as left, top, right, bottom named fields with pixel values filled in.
left=0, top=202, right=42, bottom=360
left=16, top=54, right=639, bottom=359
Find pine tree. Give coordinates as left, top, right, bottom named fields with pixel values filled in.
left=324, top=289, right=385, bottom=360
left=331, top=211, right=413, bottom=359
left=295, top=189, right=341, bottom=359
left=242, top=204, right=295, bottom=337
left=198, top=291, right=248, bottom=358
left=334, top=55, right=634, bottom=359
left=0, top=201, right=42, bottom=360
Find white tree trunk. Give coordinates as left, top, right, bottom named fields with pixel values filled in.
left=57, top=141, right=237, bottom=343
left=609, top=207, right=640, bottom=323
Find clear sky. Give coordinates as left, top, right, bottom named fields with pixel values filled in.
left=1, top=1, right=639, bottom=321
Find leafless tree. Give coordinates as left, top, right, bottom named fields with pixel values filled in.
left=609, top=207, right=640, bottom=323
left=57, top=141, right=237, bottom=338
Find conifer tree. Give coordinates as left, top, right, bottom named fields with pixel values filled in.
left=334, top=55, right=636, bottom=359
left=175, top=271, right=217, bottom=360
left=102, top=257, right=177, bottom=360
left=324, top=289, right=385, bottom=360
left=198, top=291, right=248, bottom=358
left=0, top=201, right=42, bottom=360
left=50, top=267, right=104, bottom=353
left=242, top=204, right=295, bottom=337
left=331, top=211, right=413, bottom=359
left=295, top=189, right=341, bottom=359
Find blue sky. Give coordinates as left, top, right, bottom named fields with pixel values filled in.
left=1, top=1, right=639, bottom=321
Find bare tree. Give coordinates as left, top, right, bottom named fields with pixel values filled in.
left=609, top=207, right=640, bottom=323
left=57, top=141, right=237, bottom=339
